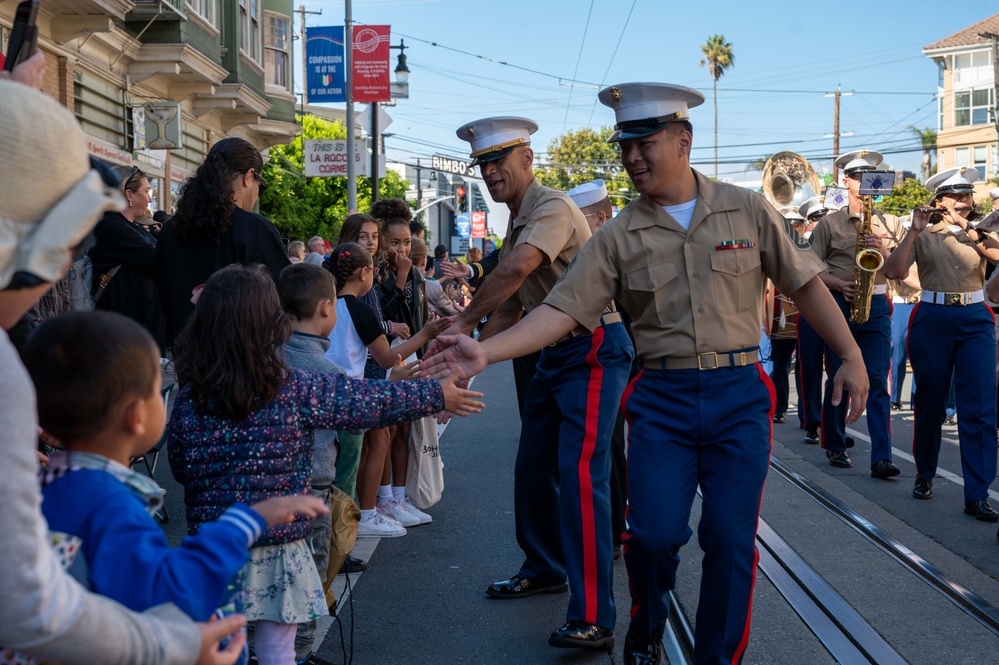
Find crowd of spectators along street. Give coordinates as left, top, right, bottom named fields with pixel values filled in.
left=0, top=54, right=483, bottom=665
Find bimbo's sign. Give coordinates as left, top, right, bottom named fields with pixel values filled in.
left=432, top=154, right=476, bottom=177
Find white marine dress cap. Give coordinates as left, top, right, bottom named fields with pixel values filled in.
left=598, top=82, right=705, bottom=142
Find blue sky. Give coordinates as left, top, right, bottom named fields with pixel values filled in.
left=297, top=0, right=997, bottom=180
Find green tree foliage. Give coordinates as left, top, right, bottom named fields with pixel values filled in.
left=909, top=126, right=937, bottom=181
left=534, top=126, right=634, bottom=207
left=259, top=113, right=408, bottom=242
left=700, top=34, right=734, bottom=179
left=879, top=177, right=931, bottom=215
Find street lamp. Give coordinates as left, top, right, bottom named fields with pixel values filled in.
left=373, top=41, right=411, bottom=202
left=390, top=40, right=409, bottom=98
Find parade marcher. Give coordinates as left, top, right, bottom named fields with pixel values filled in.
left=567, top=179, right=631, bottom=560
left=768, top=206, right=806, bottom=424
left=886, top=167, right=999, bottom=520
left=795, top=196, right=829, bottom=442
left=444, top=117, right=634, bottom=651
left=810, top=150, right=901, bottom=477
left=887, top=227, right=922, bottom=412
left=423, top=83, right=868, bottom=665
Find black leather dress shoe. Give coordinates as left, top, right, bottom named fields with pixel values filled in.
left=803, top=429, right=819, bottom=445
left=913, top=476, right=933, bottom=500
left=870, top=459, right=900, bottom=479
left=965, top=499, right=999, bottom=522
left=827, top=450, right=852, bottom=468
left=623, top=621, right=667, bottom=665
left=485, top=574, right=568, bottom=599
left=342, top=554, right=368, bottom=574
left=773, top=413, right=786, bottom=424
left=890, top=401, right=902, bottom=411
left=548, top=621, right=615, bottom=649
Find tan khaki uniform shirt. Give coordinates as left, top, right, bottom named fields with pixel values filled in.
left=899, top=222, right=988, bottom=292
left=498, top=178, right=591, bottom=319
left=544, top=170, right=825, bottom=359
left=810, top=206, right=903, bottom=286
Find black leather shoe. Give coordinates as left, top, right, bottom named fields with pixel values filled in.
left=342, top=554, right=368, bottom=574
left=773, top=413, right=786, bottom=424
left=890, top=401, right=902, bottom=411
left=870, top=459, right=900, bottom=479
left=965, top=499, right=999, bottom=522
left=803, top=429, right=819, bottom=445
left=913, top=477, right=933, bottom=500
left=827, top=450, right=852, bottom=468
left=548, top=621, right=615, bottom=649
left=623, top=621, right=667, bottom=665
left=485, top=574, right=568, bottom=599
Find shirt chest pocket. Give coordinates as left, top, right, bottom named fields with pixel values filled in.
left=831, top=237, right=855, bottom=252
left=626, top=260, right=680, bottom=326
left=709, top=249, right=762, bottom=314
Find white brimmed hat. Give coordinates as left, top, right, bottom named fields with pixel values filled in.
left=834, top=150, right=883, bottom=175
left=566, top=179, right=608, bottom=209
left=798, top=195, right=830, bottom=221
left=925, top=166, right=978, bottom=198
left=780, top=205, right=805, bottom=222
left=0, top=81, right=124, bottom=290
left=598, top=82, right=705, bottom=142
left=988, top=187, right=999, bottom=201
left=456, top=116, right=538, bottom=166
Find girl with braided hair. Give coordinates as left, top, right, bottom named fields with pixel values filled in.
left=155, top=137, right=289, bottom=348
left=324, top=243, right=449, bottom=538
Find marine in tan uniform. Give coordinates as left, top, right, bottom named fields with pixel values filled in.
left=444, top=117, right=635, bottom=651
left=887, top=167, right=999, bottom=519
left=810, top=150, right=902, bottom=477
left=423, top=83, right=868, bottom=665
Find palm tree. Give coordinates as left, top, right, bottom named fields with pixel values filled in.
left=700, top=35, right=735, bottom=179
left=909, top=126, right=937, bottom=181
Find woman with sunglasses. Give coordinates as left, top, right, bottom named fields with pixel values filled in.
left=88, top=165, right=164, bottom=349
left=155, top=137, right=289, bottom=348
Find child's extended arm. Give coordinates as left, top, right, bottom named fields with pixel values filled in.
left=366, top=317, right=451, bottom=369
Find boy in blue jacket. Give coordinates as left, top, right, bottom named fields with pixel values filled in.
left=21, top=310, right=327, bottom=622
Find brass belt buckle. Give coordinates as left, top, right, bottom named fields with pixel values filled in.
left=697, top=352, right=718, bottom=370
left=945, top=293, right=963, bottom=306
left=737, top=352, right=748, bottom=366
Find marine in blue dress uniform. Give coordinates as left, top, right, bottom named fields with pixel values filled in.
left=809, top=150, right=903, bottom=478
left=795, top=196, right=829, bottom=443
left=444, top=117, right=634, bottom=650
left=424, top=83, right=869, bottom=665
left=886, top=167, right=999, bottom=520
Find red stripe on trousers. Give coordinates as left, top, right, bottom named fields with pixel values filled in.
left=619, top=368, right=644, bottom=619
left=579, top=326, right=607, bottom=624
left=907, top=302, right=921, bottom=473
left=732, top=364, right=777, bottom=663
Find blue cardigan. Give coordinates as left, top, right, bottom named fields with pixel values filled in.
left=42, top=467, right=265, bottom=621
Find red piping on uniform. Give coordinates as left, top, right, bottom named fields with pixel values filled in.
left=733, top=364, right=777, bottom=663
left=907, top=302, right=921, bottom=475
left=620, top=368, right=644, bottom=619
left=579, top=326, right=606, bottom=624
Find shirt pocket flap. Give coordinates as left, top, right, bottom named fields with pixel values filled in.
left=627, top=260, right=679, bottom=292
left=831, top=237, right=855, bottom=251
left=709, top=249, right=761, bottom=277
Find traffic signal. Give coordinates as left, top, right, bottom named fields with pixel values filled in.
left=457, top=186, right=467, bottom=212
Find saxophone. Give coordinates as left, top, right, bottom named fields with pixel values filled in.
left=849, top=195, right=885, bottom=324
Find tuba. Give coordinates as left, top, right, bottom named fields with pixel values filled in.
left=849, top=195, right=884, bottom=324
left=761, top=152, right=822, bottom=211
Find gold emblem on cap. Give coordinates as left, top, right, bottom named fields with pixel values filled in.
left=960, top=166, right=967, bottom=174
left=860, top=150, right=867, bottom=158
left=467, top=126, right=476, bottom=137
left=611, top=87, right=622, bottom=102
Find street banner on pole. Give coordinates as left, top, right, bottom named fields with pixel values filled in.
left=456, top=213, right=471, bottom=239
left=305, top=139, right=370, bottom=177
left=471, top=211, right=487, bottom=238
left=305, top=26, right=346, bottom=102
left=352, top=25, right=391, bottom=102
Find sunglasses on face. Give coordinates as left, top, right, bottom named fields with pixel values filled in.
left=245, top=168, right=268, bottom=194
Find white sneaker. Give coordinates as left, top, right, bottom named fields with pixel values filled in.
left=397, top=498, right=433, bottom=525
left=375, top=504, right=406, bottom=527
left=357, top=511, right=407, bottom=538
left=378, top=500, right=421, bottom=527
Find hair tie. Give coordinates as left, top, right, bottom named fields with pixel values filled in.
left=341, top=250, right=350, bottom=258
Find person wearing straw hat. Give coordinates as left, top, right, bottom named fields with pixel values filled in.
left=445, top=118, right=634, bottom=651
left=887, top=167, right=999, bottom=519
left=810, top=150, right=904, bottom=477
left=0, top=79, right=246, bottom=665
left=423, top=82, right=868, bottom=665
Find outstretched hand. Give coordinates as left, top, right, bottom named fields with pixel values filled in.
left=830, top=355, right=869, bottom=425
left=420, top=334, right=488, bottom=380
left=251, top=495, right=328, bottom=528
left=433, top=365, right=484, bottom=417
left=196, top=614, right=247, bottom=665
left=388, top=354, right=420, bottom=381
left=438, top=260, right=471, bottom=279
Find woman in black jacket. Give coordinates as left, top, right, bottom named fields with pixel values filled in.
left=89, top=165, right=164, bottom=348
left=155, top=137, right=289, bottom=348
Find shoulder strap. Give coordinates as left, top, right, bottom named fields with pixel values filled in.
left=93, top=265, right=122, bottom=304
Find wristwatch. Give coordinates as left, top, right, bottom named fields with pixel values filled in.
left=975, top=230, right=989, bottom=244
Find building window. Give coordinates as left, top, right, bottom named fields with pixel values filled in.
left=954, top=88, right=993, bottom=127
left=955, top=147, right=969, bottom=168
left=973, top=146, right=988, bottom=178
left=239, top=0, right=260, bottom=62
left=186, top=0, right=216, bottom=27
left=265, top=14, right=290, bottom=90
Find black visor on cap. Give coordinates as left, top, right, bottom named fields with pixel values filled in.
left=933, top=183, right=976, bottom=197
left=807, top=209, right=829, bottom=221
left=470, top=145, right=516, bottom=167
left=608, top=113, right=684, bottom=143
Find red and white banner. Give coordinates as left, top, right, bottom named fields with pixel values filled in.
left=471, top=211, right=487, bottom=239
left=352, top=25, right=391, bottom=102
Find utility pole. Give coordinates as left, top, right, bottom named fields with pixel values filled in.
left=979, top=32, right=999, bottom=178
left=345, top=0, right=356, bottom=212
left=370, top=102, right=379, bottom=202
left=825, top=86, right=853, bottom=182
left=298, top=5, right=322, bottom=117
left=415, top=158, right=422, bottom=222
